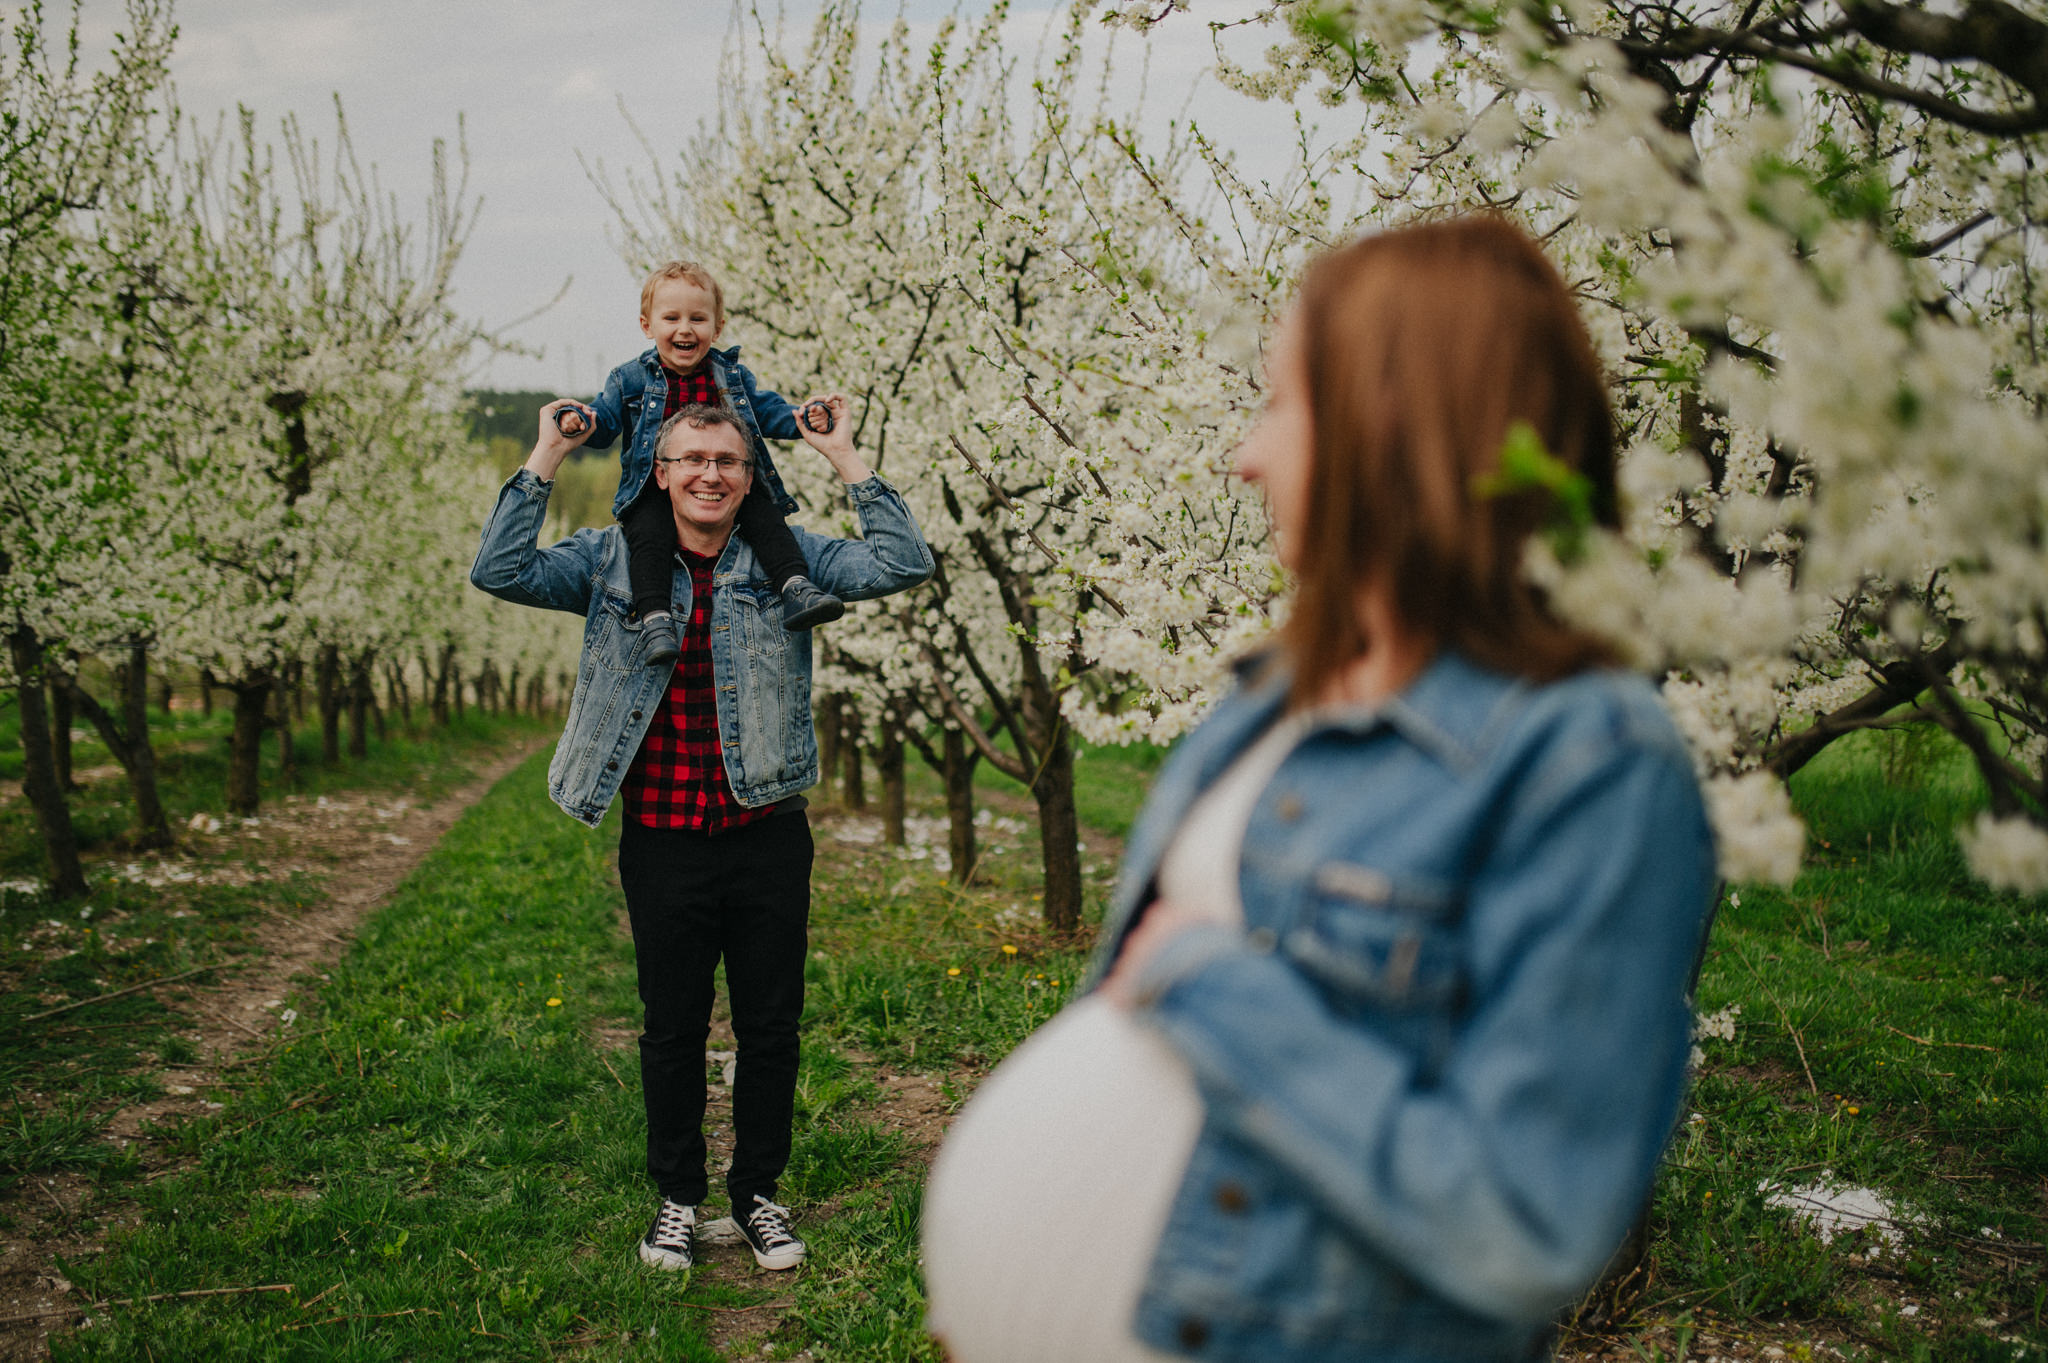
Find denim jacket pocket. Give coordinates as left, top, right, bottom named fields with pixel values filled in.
left=729, top=580, right=787, bottom=653
left=1284, top=862, right=1464, bottom=1016
left=590, top=590, right=651, bottom=673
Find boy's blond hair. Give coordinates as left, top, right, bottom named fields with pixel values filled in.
left=640, top=260, right=725, bottom=328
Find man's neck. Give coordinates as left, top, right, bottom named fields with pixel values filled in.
left=674, top=522, right=734, bottom=559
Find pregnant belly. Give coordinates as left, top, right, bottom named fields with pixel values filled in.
left=922, top=996, right=1205, bottom=1363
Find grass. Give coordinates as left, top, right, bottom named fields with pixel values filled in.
left=11, top=716, right=2045, bottom=1359
left=26, top=738, right=1112, bottom=1361
left=0, top=709, right=555, bottom=1209
left=1626, top=729, right=2047, bottom=1359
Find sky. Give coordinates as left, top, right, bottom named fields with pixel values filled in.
left=115, top=0, right=1305, bottom=398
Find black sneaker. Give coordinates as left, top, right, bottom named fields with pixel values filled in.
left=638, top=1198, right=695, bottom=1271
left=733, top=1194, right=806, bottom=1270
left=641, top=610, right=680, bottom=667
left=780, top=576, right=845, bottom=632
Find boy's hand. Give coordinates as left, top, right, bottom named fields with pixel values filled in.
left=524, top=399, right=594, bottom=482
left=795, top=393, right=870, bottom=483
left=553, top=401, right=594, bottom=438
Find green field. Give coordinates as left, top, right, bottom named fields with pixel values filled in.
left=2, top=721, right=2042, bottom=1360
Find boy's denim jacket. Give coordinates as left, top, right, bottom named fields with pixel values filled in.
left=583, top=344, right=802, bottom=520
left=468, top=468, right=933, bottom=825
left=1091, top=652, right=1716, bottom=1363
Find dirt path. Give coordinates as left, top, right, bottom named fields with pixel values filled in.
left=0, top=738, right=546, bottom=1362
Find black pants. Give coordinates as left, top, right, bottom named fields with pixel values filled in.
left=616, top=811, right=814, bottom=1210
left=621, top=479, right=809, bottom=619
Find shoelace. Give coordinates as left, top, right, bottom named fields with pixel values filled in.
left=651, top=1199, right=693, bottom=1246
left=746, top=1197, right=797, bottom=1248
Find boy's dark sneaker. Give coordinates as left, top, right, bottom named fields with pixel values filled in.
left=733, top=1194, right=806, bottom=1270
left=781, top=577, right=845, bottom=632
left=638, top=1198, right=695, bottom=1271
left=641, top=610, right=680, bottom=667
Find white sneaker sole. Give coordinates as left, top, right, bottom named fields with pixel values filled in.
left=696, top=1214, right=805, bottom=1269
left=746, top=1240, right=806, bottom=1271
left=637, top=1239, right=693, bottom=1271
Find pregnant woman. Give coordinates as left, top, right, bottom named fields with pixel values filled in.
left=922, top=215, right=1719, bottom=1363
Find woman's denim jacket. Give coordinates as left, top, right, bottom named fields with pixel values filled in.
left=468, top=468, right=933, bottom=826
left=1090, top=653, right=1716, bottom=1363
left=584, top=344, right=802, bottom=520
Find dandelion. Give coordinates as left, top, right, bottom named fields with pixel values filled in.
left=1001, top=944, right=1018, bottom=956
left=546, top=998, right=562, bottom=1008
left=947, top=967, right=961, bottom=977
left=1847, top=1106, right=1860, bottom=1115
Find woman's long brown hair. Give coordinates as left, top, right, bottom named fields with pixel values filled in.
left=1284, top=215, right=1621, bottom=703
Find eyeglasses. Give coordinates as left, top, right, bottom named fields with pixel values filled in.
left=658, top=454, right=753, bottom=474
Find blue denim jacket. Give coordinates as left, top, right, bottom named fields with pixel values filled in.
left=1091, top=652, right=1716, bottom=1362
left=584, top=345, right=802, bottom=519
left=468, top=468, right=933, bottom=826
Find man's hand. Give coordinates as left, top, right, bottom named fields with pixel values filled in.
left=524, top=399, right=594, bottom=482
left=795, top=393, right=871, bottom=483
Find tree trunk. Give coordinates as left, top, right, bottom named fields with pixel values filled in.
left=199, top=666, right=216, bottom=718
left=944, top=726, right=979, bottom=885
left=272, top=672, right=297, bottom=792
left=387, top=658, right=412, bottom=722
left=1028, top=707, right=1084, bottom=933
left=226, top=673, right=272, bottom=815
left=316, top=644, right=343, bottom=765
left=427, top=646, right=454, bottom=726
left=506, top=663, right=521, bottom=719
left=50, top=670, right=76, bottom=792
left=842, top=703, right=867, bottom=810
left=63, top=642, right=171, bottom=849
left=816, top=692, right=843, bottom=802
left=154, top=670, right=172, bottom=715
left=451, top=658, right=466, bottom=721
left=347, top=653, right=374, bottom=758
left=9, top=628, right=88, bottom=898
left=880, top=707, right=906, bottom=846
left=117, top=645, right=169, bottom=848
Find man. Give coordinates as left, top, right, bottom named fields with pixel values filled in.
left=470, top=394, right=933, bottom=1273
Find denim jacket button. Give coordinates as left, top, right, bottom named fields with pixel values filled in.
left=1213, top=1180, right=1250, bottom=1213
left=1176, top=1317, right=1209, bottom=1350
left=606, top=760, right=618, bottom=771
left=631, top=711, right=643, bottom=721
left=1276, top=793, right=1304, bottom=822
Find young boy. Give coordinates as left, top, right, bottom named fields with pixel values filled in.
left=556, top=261, right=844, bottom=664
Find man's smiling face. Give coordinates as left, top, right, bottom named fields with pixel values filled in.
left=653, top=418, right=754, bottom=545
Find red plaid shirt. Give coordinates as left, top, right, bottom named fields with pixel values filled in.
left=660, top=361, right=719, bottom=427
left=622, top=548, right=773, bottom=833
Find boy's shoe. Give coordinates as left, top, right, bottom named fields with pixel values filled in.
left=781, top=577, right=845, bottom=632
left=733, top=1194, right=806, bottom=1270
left=641, top=610, right=680, bottom=667
left=638, top=1198, right=695, bottom=1271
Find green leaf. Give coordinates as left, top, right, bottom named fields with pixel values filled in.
left=1471, top=421, right=1595, bottom=563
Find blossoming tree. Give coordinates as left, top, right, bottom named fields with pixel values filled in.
left=1089, top=0, right=2048, bottom=890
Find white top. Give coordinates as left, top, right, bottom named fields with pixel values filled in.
left=922, top=713, right=1319, bottom=1363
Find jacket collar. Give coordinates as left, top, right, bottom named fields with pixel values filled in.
left=1229, top=647, right=1522, bottom=775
